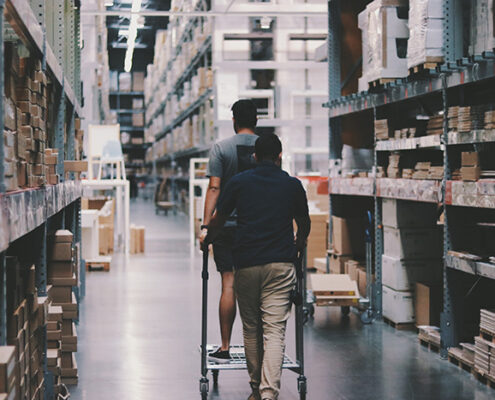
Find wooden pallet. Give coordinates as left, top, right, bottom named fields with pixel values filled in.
left=408, top=58, right=444, bottom=76
left=368, top=78, right=395, bottom=89
left=419, top=337, right=440, bottom=353
left=473, top=368, right=495, bottom=389
left=447, top=348, right=474, bottom=373
left=86, top=260, right=111, bottom=272
left=480, top=328, right=495, bottom=343
left=383, top=316, right=415, bottom=331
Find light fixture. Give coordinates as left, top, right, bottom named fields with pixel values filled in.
left=104, top=1, right=114, bottom=6
left=124, top=0, right=143, bottom=72
left=118, top=29, right=130, bottom=37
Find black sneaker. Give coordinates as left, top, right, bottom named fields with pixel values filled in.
left=208, top=348, right=231, bottom=364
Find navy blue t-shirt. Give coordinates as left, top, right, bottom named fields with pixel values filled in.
left=216, top=162, right=309, bottom=269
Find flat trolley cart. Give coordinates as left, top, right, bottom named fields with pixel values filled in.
left=199, top=250, right=308, bottom=399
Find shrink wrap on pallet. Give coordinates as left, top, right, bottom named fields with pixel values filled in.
left=407, top=0, right=444, bottom=69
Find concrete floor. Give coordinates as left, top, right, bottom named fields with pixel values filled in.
left=70, top=200, right=494, bottom=400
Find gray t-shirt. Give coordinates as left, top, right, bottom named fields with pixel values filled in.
left=207, top=133, right=258, bottom=225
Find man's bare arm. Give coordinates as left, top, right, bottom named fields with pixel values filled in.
left=202, top=176, right=221, bottom=226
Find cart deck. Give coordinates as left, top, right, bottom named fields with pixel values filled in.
left=204, top=345, right=300, bottom=372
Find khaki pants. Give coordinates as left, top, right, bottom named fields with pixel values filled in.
left=234, top=263, right=296, bottom=400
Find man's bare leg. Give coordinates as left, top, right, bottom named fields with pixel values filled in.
left=219, top=271, right=236, bottom=351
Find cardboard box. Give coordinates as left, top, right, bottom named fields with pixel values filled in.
left=132, top=113, right=144, bottom=127
left=313, top=257, right=327, bottom=273
left=357, top=267, right=368, bottom=297
left=382, top=198, right=437, bottom=228
left=54, top=230, right=73, bottom=244
left=382, top=285, right=414, bottom=324
left=51, top=242, right=72, bottom=262
left=48, top=286, right=72, bottom=304
left=0, top=346, right=16, bottom=392
left=61, top=320, right=73, bottom=337
left=415, top=282, right=442, bottom=326
left=306, top=213, right=328, bottom=266
left=461, top=166, right=481, bottom=181
left=383, top=226, right=441, bottom=259
left=132, top=72, right=145, bottom=92
left=332, top=216, right=364, bottom=256
left=329, top=253, right=352, bottom=274
left=382, top=255, right=442, bottom=291
left=345, top=260, right=363, bottom=282
left=47, top=262, right=74, bottom=279
left=461, top=151, right=479, bottom=167
left=48, top=274, right=77, bottom=287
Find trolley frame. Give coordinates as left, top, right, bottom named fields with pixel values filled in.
left=199, top=250, right=307, bottom=399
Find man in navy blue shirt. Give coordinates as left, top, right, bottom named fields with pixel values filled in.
left=201, top=133, right=310, bottom=400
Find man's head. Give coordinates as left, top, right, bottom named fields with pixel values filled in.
left=232, top=99, right=257, bottom=133
left=254, top=133, right=282, bottom=165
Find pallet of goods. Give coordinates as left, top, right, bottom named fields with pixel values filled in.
left=407, top=0, right=444, bottom=71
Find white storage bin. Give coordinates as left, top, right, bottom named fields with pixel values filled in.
left=382, top=198, right=437, bottom=228
left=383, top=226, right=442, bottom=259
left=382, top=255, right=442, bottom=291
left=383, top=285, right=415, bottom=323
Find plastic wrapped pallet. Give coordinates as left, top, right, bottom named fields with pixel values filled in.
left=470, top=0, right=495, bottom=55
left=359, top=0, right=409, bottom=83
left=407, top=0, right=444, bottom=69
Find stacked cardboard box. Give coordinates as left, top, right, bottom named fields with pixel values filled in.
left=45, top=148, right=59, bottom=185
left=374, top=119, right=389, bottom=141
left=474, top=309, right=495, bottom=378
left=74, top=118, right=84, bottom=161
left=461, top=151, right=481, bottom=182
left=381, top=199, right=442, bottom=325
left=331, top=216, right=365, bottom=282
left=387, top=153, right=401, bottom=178
left=485, top=109, right=495, bottom=129
left=5, top=258, right=48, bottom=400
left=0, top=347, right=17, bottom=399
left=448, top=106, right=459, bottom=131
left=17, top=58, right=48, bottom=189
left=426, top=115, right=443, bottom=136
left=130, top=225, right=146, bottom=254
left=47, top=230, right=78, bottom=386
left=306, top=213, right=328, bottom=269
left=412, top=162, right=431, bottom=180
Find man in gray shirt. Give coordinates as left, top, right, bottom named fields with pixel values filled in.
left=201, top=99, right=258, bottom=362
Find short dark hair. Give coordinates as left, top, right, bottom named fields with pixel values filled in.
left=255, top=133, right=282, bottom=162
left=231, top=99, right=257, bottom=130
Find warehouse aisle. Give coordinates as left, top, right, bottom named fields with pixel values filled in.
left=70, top=200, right=494, bottom=400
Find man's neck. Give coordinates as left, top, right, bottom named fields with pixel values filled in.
left=236, top=128, right=255, bottom=135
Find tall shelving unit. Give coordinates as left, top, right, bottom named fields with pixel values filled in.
left=109, top=74, right=150, bottom=175
left=325, top=0, right=495, bottom=359
left=1, top=0, right=84, bottom=397
left=145, top=0, right=328, bottom=212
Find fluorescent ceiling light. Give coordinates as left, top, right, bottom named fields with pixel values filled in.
left=104, top=1, right=114, bottom=6
left=124, top=0, right=143, bottom=72
left=118, top=29, right=130, bottom=37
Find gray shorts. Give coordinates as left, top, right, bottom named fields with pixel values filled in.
left=212, top=227, right=236, bottom=273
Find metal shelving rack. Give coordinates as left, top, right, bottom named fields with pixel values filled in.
left=109, top=74, right=147, bottom=173
left=325, top=0, right=495, bottom=356
left=145, top=1, right=213, bottom=207
left=0, top=0, right=84, bottom=397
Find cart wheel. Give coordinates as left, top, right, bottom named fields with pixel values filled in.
left=360, top=309, right=373, bottom=325
left=212, top=370, right=219, bottom=386
left=199, top=377, right=209, bottom=397
left=341, top=306, right=350, bottom=316
left=298, top=376, right=307, bottom=400
left=308, top=304, right=315, bottom=317
left=302, top=308, right=310, bottom=325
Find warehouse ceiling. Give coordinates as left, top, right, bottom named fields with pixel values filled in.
left=106, top=0, right=171, bottom=72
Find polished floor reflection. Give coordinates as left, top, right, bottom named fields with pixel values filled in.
left=70, top=200, right=494, bottom=400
